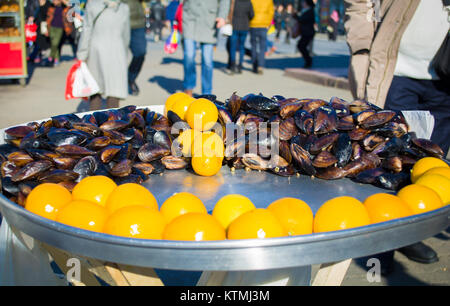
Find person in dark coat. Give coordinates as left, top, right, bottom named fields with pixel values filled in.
left=296, top=0, right=315, bottom=68
left=229, top=0, right=254, bottom=74
left=29, top=0, right=51, bottom=63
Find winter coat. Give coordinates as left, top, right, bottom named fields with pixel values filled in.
left=182, top=0, right=230, bottom=44
left=47, top=4, right=73, bottom=35
left=344, top=0, right=421, bottom=108
left=122, top=0, right=145, bottom=29
left=249, top=0, right=274, bottom=28
left=77, top=0, right=130, bottom=99
left=231, top=0, right=254, bottom=31
left=297, top=7, right=315, bottom=37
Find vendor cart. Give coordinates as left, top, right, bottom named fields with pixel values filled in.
left=0, top=0, right=27, bottom=85
left=0, top=105, right=448, bottom=286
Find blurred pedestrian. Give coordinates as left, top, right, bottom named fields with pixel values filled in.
left=274, top=4, right=284, bottom=42
left=46, top=0, right=72, bottom=66
left=228, top=0, right=254, bottom=74
left=296, top=0, right=315, bottom=68
left=150, top=0, right=165, bottom=42
left=58, top=0, right=76, bottom=59
left=284, top=3, right=296, bottom=44
left=327, top=9, right=339, bottom=41
left=166, top=0, right=180, bottom=29
left=249, top=0, right=274, bottom=75
left=345, top=0, right=449, bottom=274
left=123, top=0, right=146, bottom=96
left=182, top=0, right=230, bottom=96
left=29, top=0, right=51, bottom=64
left=77, top=0, right=130, bottom=111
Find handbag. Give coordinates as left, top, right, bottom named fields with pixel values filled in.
left=221, top=0, right=236, bottom=36
left=432, top=0, right=450, bottom=81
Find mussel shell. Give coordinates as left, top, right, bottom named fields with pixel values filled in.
left=336, top=115, right=355, bottom=131
left=2, top=176, right=20, bottom=196
left=52, top=157, right=77, bottom=170
left=4, top=125, right=34, bottom=139
left=11, top=160, right=53, bottom=182
left=138, top=143, right=170, bottom=162
left=354, top=109, right=376, bottom=124
left=217, top=107, right=233, bottom=126
left=382, top=156, right=402, bottom=173
left=100, top=120, right=130, bottom=131
left=312, top=151, right=338, bottom=168
left=114, top=174, right=144, bottom=185
left=313, top=105, right=338, bottom=135
left=359, top=110, right=396, bottom=129
left=73, top=156, right=98, bottom=182
left=279, top=101, right=304, bottom=119
left=315, top=166, right=347, bottom=180
left=1, top=160, right=20, bottom=177
left=86, top=136, right=111, bottom=151
left=242, top=153, right=268, bottom=170
left=349, top=100, right=372, bottom=114
left=102, top=130, right=128, bottom=145
left=127, top=112, right=146, bottom=130
left=290, top=143, right=316, bottom=175
left=352, top=167, right=386, bottom=184
left=133, top=162, right=155, bottom=175
left=150, top=159, right=166, bottom=174
left=348, top=128, right=370, bottom=141
left=376, top=172, right=410, bottom=191
left=26, top=148, right=60, bottom=162
left=361, top=134, right=386, bottom=152
left=303, top=99, right=328, bottom=113
left=244, top=94, right=279, bottom=112
left=47, top=130, right=88, bottom=146
left=294, top=110, right=314, bottom=135
left=375, top=137, right=405, bottom=158
left=109, top=159, right=133, bottom=177
left=309, top=133, right=339, bottom=155
left=272, top=164, right=296, bottom=177
left=333, top=133, right=352, bottom=167
left=0, top=144, right=20, bottom=160
left=71, top=122, right=102, bottom=137
left=227, top=92, right=243, bottom=118
left=100, top=145, right=122, bottom=163
left=55, top=144, right=95, bottom=157
left=279, top=117, right=298, bottom=141
left=411, top=138, right=444, bottom=158
left=153, top=130, right=172, bottom=150
left=38, top=169, right=79, bottom=183
left=7, top=151, right=34, bottom=167
left=161, top=156, right=188, bottom=170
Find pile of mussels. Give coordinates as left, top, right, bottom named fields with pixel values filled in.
left=0, top=93, right=445, bottom=206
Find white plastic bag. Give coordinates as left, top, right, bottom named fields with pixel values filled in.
left=65, top=60, right=100, bottom=100
left=401, top=110, right=435, bottom=139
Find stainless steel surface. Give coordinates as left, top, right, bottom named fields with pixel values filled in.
left=0, top=107, right=449, bottom=271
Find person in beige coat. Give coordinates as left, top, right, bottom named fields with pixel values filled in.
left=345, top=0, right=449, bottom=275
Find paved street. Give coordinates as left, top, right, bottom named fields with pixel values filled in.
left=0, top=33, right=448, bottom=286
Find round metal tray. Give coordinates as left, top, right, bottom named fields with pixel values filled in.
left=0, top=108, right=449, bottom=271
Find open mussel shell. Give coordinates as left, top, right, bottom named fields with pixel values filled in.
left=73, top=156, right=98, bottom=182
left=161, top=156, right=189, bottom=170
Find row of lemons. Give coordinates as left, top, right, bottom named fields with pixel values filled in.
left=24, top=156, right=449, bottom=240
left=165, top=92, right=224, bottom=177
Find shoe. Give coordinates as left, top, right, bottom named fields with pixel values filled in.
left=397, top=242, right=438, bottom=264
left=129, top=82, right=140, bottom=96
left=33, top=57, right=41, bottom=64
left=53, top=59, right=60, bottom=67
left=184, top=89, right=193, bottom=97
left=257, top=67, right=264, bottom=75
left=237, top=65, right=242, bottom=74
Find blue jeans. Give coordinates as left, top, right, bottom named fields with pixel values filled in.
left=385, top=76, right=450, bottom=154
left=249, top=28, right=267, bottom=70
left=128, top=27, right=147, bottom=84
left=229, top=30, right=248, bottom=67
left=183, top=39, right=214, bottom=94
